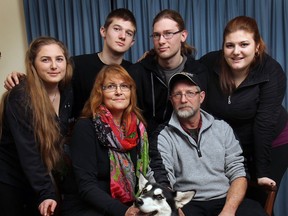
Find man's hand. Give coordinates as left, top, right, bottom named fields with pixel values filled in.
left=4, top=71, right=25, bottom=90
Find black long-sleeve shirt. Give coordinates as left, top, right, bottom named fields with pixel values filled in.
left=0, top=80, right=73, bottom=205
left=66, top=118, right=139, bottom=215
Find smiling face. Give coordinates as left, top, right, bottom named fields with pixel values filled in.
left=102, top=74, right=131, bottom=117
left=223, top=30, right=259, bottom=74
left=34, top=44, right=66, bottom=86
left=101, top=18, right=135, bottom=54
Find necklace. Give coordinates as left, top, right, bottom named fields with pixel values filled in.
left=51, top=92, right=57, bottom=103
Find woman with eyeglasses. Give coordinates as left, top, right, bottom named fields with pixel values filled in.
left=62, top=64, right=150, bottom=216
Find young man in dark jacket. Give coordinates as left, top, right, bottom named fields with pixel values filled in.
left=128, top=9, right=208, bottom=137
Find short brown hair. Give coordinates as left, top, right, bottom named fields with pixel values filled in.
left=104, top=8, right=137, bottom=33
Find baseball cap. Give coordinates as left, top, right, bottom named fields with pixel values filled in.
left=168, top=72, right=201, bottom=94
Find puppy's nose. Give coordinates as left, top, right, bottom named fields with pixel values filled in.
left=135, top=198, right=144, bottom=207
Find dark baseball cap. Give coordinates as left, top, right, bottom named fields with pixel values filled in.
left=168, top=72, right=201, bottom=94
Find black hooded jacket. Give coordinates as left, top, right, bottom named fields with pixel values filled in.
left=128, top=54, right=208, bottom=137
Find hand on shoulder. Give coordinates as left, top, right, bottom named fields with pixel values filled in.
left=4, top=71, right=25, bottom=90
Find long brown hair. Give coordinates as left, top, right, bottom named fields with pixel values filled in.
left=220, top=16, right=266, bottom=94
left=0, top=91, right=9, bottom=138
left=0, top=36, right=73, bottom=172
left=81, top=64, right=146, bottom=127
left=152, top=9, right=196, bottom=56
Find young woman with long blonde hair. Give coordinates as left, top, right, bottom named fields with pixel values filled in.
left=0, top=36, right=73, bottom=216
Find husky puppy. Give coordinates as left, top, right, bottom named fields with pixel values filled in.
left=135, top=173, right=196, bottom=216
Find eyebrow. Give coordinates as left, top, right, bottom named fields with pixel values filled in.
left=39, top=55, right=64, bottom=59
left=104, top=81, right=128, bottom=84
left=112, top=24, right=135, bottom=33
left=225, top=39, right=250, bottom=44
left=153, top=29, right=176, bottom=33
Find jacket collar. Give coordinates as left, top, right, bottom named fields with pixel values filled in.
left=168, top=109, right=214, bottom=136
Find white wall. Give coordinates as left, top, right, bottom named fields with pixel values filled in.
left=0, top=0, right=27, bottom=96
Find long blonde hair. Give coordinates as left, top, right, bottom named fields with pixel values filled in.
left=81, top=64, right=146, bottom=127
left=0, top=36, right=73, bottom=171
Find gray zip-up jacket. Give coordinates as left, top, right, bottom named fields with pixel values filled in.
left=149, top=109, right=247, bottom=201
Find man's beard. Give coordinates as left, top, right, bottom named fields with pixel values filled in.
left=175, top=106, right=196, bottom=119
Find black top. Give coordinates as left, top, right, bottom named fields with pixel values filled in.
left=0, top=80, right=73, bottom=205
left=128, top=54, right=208, bottom=137
left=65, top=118, right=139, bottom=216
left=200, top=50, right=288, bottom=178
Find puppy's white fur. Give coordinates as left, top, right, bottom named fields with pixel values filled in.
left=135, top=173, right=195, bottom=216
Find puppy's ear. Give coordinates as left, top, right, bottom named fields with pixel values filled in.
left=174, top=190, right=196, bottom=208
left=138, top=172, right=148, bottom=191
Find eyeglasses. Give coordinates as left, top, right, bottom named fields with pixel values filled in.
left=150, top=30, right=182, bottom=40
left=171, top=91, right=200, bottom=100
left=102, top=83, right=131, bottom=92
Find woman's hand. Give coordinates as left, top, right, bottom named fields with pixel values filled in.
left=38, top=199, right=57, bottom=216
left=257, top=177, right=276, bottom=188
left=125, top=205, right=152, bottom=216
left=125, top=206, right=141, bottom=216
left=178, top=208, right=185, bottom=216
